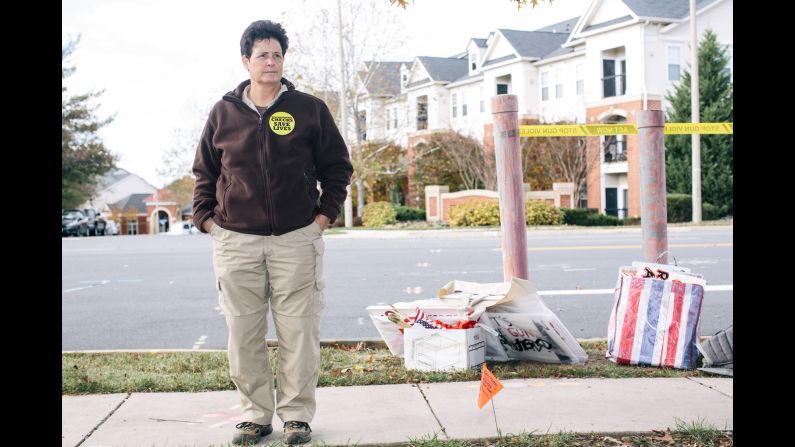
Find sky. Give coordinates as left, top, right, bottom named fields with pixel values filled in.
left=63, top=0, right=592, bottom=188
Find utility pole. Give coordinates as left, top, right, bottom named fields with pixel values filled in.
left=491, top=95, right=528, bottom=281
left=338, top=0, right=353, bottom=227
left=690, top=0, right=702, bottom=223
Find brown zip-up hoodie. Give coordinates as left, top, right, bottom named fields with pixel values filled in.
left=192, top=78, right=353, bottom=236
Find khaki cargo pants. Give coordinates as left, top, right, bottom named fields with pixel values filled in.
left=210, top=220, right=325, bottom=425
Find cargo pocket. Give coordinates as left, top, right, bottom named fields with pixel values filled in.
left=312, top=237, right=326, bottom=312
left=312, top=238, right=325, bottom=290
left=216, top=279, right=225, bottom=312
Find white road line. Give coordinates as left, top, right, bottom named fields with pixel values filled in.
left=61, top=248, right=113, bottom=252
left=63, top=285, right=95, bottom=293
left=192, top=335, right=208, bottom=350
left=63, top=280, right=110, bottom=294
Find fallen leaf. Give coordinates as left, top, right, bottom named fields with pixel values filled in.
left=366, top=355, right=373, bottom=363
left=331, top=368, right=341, bottom=378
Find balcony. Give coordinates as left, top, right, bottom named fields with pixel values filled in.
left=604, top=147, right=627, bottom=162
left=603, top=139, right=627, bottom=163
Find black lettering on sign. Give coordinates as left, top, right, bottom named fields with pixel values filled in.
left=509, top=337, right=553, bottom=352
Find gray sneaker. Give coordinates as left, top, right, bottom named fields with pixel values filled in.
left=283, top=421, right=312, bottom=445
left=232, top=421, right=272, bottom=445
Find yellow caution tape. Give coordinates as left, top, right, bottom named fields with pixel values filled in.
left=663, top=123, right=733, bottom=134
left=519, top=124, right=636, bottom=137
left=518, top=123, right=733, bottom=137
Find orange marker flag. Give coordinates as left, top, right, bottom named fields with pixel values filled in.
left=477, top=363, right=504, bottom=409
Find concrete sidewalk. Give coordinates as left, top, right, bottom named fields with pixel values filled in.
left=63, top=377, right=732, bottom=447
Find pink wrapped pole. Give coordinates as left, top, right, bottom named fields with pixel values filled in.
left=637, top=110, right=668, bottom=264
left=491, top=95, right=528, bottom=281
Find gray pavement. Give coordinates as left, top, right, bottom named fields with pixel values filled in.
left=63, top=377, right=732, bottom=446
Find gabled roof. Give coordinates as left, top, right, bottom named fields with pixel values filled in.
left=94, top=167, right=158, bottom=193
left=471, top=38, right=487, bottom=48
left=110, top=193, right=151, bottom=214
left=406, top=78, right=432, bottom=88
left=449, top=72, right=484, bottom=85
left=582, top=15, right=633, bottom=32
left=482, top=54, right=517, bottom=68
left=498, top=28, right=571, bottom=59
left=417, top=57, right=469, bottom=83
left=359, top=61, right=411, bottom=96
left=622, top=0, right=720, bottom=20
left=540, top=46, right=577, bottom=60
left=533, top=17, right=580, bottom=33
left=95, top=168, right=132, bottom=191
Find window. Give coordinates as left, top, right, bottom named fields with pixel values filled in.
left=497, top=83, right=508, bottom=95
left=620, top=60, right=626, bottom=95
left=541, top=72, right=549, bottom=101
left=402, top=73, right=408, bottom=87
left=602, top=134, right=627, bottom=162
left=451, top=93, right=458, bottom=118
left=602, top=59, right=626, bottom=97
left=479, top=87, right=485, bottom=113
left=462, top=91, right=468, bottom=116
left=667, top=45, right=681, bottom=81
left=392, top=107, right=398, bottom=129
left=386, top=108, right=391, bottom=130
left=555, top=68, right=563, bottom=99
left=470, top=52, right=477, bottom=70
left=576, top=64, right=584, bottom=95
left=416, top=96, right=428, bottom=130
left=127, top=219, right=138, bottom=235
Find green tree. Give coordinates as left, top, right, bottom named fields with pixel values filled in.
left=664, top=29, right=733, bottom=217
left=62, top=37, right=116, bottom=209
left=164, top=175, right=196, bottom=211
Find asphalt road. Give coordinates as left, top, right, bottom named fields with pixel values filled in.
left=62, top=225, right=733, bottom=350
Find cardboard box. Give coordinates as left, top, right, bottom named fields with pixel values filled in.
left=403, top=327, right=485, bottom=371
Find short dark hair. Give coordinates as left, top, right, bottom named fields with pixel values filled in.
left=240, top=20, right=289, bottom=58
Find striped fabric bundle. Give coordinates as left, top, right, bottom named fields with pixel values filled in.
left=606, top=269, right=705, bottom=369
left=414, top=308, right=448, bottom=329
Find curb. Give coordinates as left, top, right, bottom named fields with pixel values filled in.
left=62, top=338, right=611, bottom=354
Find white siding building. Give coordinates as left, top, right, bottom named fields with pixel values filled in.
left=353, top=0, right=732, bottom=213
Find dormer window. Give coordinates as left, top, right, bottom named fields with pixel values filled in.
left=402, top=73, right=408, bottom=87
left=469, top=52, right=477, bottom=71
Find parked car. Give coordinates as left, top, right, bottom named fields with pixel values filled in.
left=62, top=209, right=88, bottom=237
left=81, top=207, right=107, bottom=236
left=161, top=221, right=200, bottom=235
left=185, top=222, right=200, bottom=234
left=104, top=220, right=119, bottom=236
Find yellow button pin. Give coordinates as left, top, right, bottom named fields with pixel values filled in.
left=269, top=111, right=295, bottom=135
